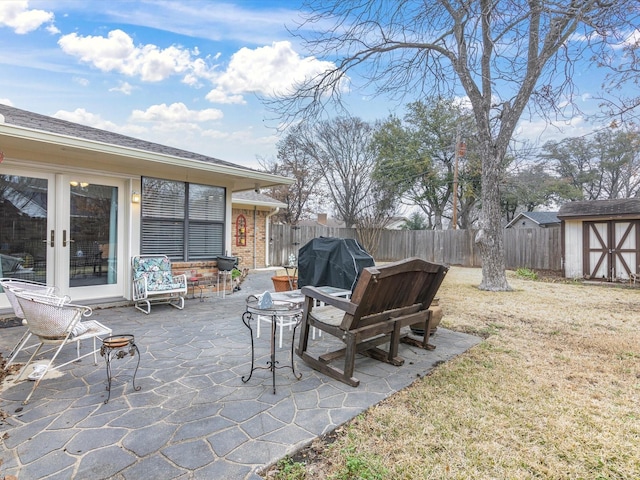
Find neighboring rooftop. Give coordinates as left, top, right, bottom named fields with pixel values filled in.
left=506, top=211, right=560, bottom=228
left=297, top=213, right=346, bottom=228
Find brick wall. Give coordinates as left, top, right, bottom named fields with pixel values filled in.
left=170, top=208, right=270, bottom=293
left=230, top=208, right=269, bottom=268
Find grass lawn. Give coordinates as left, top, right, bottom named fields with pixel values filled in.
left=267, top=266, right=640, bottom=479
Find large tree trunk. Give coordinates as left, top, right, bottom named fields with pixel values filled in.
left=475, top=152, right=511, bottom=291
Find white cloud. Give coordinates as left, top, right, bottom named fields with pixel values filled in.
left=0, top=98, right=14, bottom=106
left=515, top=116, right=594, bottom=145
left=0, top=0, right=55, bottom=34
left=130, top=102, right=223, bottom=123
left=205, top=41, right=337, bottom=104
left=620, top=28, right=640, bottom=48
left=45, top=23, right=59, bottom=35
left=58, top=29, right=215, bottom=83
left=109, top=81, right=134, bottom=95
left=205, top=89, right=246, bottom=105
left=53, top=108, right=122, bottom=131
left=72, top=76, right=89, bottom=87
left=202, top=127, right=278, bottom=147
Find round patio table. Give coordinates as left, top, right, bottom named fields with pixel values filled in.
left=241, top=295, right=302, bottom=393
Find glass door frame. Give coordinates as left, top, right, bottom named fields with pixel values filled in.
left=55, top=174, right=126, bottom=301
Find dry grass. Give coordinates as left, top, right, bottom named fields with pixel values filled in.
left=270, top=267, right=640, bottom=479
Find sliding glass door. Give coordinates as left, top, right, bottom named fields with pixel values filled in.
left=0, top=173, right=50, bottom=284
left=1, top=169, right=125, bottom=304
left=67, top=181, right=119, bottom=287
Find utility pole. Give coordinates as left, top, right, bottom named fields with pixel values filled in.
left=452, top=131, right=465, bottom=230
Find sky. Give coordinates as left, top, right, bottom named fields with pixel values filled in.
left=0, top=1, right=632, bottom=170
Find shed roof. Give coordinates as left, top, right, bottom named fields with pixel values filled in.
left=557, top=198, right=640, bottom=219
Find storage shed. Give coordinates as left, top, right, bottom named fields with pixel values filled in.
left=558, top=199, right=640, bottom=281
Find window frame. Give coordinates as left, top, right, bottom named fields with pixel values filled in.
left=140, top=177, right=226, bottom=261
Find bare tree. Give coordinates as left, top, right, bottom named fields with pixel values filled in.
left=306, top=117, right=379, bottom=228
left=354, top=176, right=402, bottom=257
left=258, top=124, right=326, bottom=224
left=269, top=0, right=638, bottom=291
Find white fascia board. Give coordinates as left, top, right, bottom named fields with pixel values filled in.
left=233, top=199, right=288, bottom=208
left=0, top=123, right=292, bottom=186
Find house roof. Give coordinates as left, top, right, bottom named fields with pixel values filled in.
left=505, top=211, right=560, bottom=228
left=557, top=199, right=640, bottom=220
left=0, top=104, right=292, bottom=192
left=297, top=214, right=346, bottom=228
left=232, top=190, right=287, bottom=209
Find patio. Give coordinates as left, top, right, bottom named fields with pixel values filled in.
left=0, top=269, right=481, bottom=480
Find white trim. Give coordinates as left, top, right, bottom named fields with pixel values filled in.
left=0, top=122, right=292, bottom=187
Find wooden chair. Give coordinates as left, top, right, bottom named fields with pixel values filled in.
left=296, top=257, right=448, bottom=387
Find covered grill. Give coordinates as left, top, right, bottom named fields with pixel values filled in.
left=297, top=237, right=374, bottom=291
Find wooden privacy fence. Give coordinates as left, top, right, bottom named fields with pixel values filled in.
left=269, top=224, right=562, bottom=271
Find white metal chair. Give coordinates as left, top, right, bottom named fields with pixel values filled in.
left=0, top=278, right=61, bottom=366
left=256, top=312, right=299, bottom=348
left=13, top=291, right=112, bottom=405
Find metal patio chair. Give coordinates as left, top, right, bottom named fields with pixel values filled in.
left=0, top=278, right=62, bottom=367
left=13, top=290, right=112, bottom=404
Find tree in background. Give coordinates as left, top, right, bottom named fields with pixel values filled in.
left=271, top=0, right=638, bottom=291
left=258, top=123, right=325, bottom=224
left=542, top=129, right=640, bottom=201
left=501, top=163, right=561, bottom=221
left=306, top=117, right=380, bottom=228
left=372, top=98, right=481, bottom=230
left=401, top=212, right=430, bottom=230
left=353, top=175, right=402, bottom=257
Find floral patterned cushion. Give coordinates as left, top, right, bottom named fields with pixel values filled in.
left=133, top=256, right=185, bottom=291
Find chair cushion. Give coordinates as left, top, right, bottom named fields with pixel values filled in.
left=133, top=256, right=185, bottom=291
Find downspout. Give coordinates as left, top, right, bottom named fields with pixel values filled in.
left=253, top=206, right=257, bottom=269
left=265, top=207, right=280, bottom=268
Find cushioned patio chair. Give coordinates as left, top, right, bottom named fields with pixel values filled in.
left=131, top=255, right=187, bottom=314
left=13, top=290, right=112, bottom=404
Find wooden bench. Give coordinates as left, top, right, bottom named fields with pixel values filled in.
left=131, top=255, right=187, bottom=314
left=296, top=257, right=448, bottom=386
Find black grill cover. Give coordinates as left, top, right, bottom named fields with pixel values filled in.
left=297, top=237, right=374, bottom=291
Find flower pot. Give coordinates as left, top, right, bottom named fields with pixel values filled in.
left=272, top=275, right=297, bottom=292
left=216, top=256, right=237, bottom=271
left=410, top=299, right=442, bottom=336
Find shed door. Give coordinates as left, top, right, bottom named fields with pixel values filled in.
left=583, top=221, right=639, bottom=281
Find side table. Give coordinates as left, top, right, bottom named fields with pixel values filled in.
left=242, top=295, right=302, bottom=393
left=100, top=334, right=141, bottom=404
left=283, top=264, right=298, bottom=290
left=217, top=270, right=233, bottom=298
left=187, top=276, right=199, bottom=299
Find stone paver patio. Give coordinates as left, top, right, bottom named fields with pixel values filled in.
left=0, top=270, right=481, bottom=479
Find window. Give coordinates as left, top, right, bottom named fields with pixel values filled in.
left=141, top=177, right=225, bottom=260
